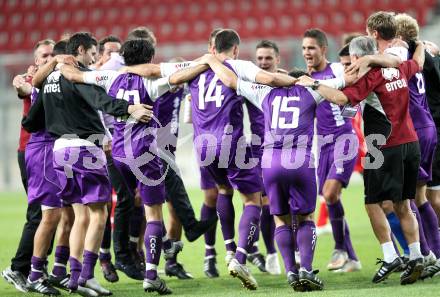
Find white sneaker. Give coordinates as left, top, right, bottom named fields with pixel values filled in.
left=83, top=278, right=111, bottom=296
left=327, top=249, right=348, bottom=270
left=333, top=259, right=362, bottom=273
left=265, top=253, right=281, bottom=275
left=75, top=286, right=99, bottom=297
left=316, top=224, right=332, bottom=236
left=225, top=251, right=235, bottom=266
left=228, top=258, right=258, bottom=290
left=424, top=251, right=437, bottom=267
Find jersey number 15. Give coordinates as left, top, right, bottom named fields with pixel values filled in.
left=271, top=96, right=300, bottom=129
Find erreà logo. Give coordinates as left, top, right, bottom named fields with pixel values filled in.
left=96, top=75, right=108, bottom=82
left=381, top=68, right=400, bottom=81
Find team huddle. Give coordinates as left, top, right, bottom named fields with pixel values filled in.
left=2, top=9, right=440, bottom=296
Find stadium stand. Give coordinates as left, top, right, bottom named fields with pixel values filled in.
left=0, top=0, right=437, bottom=53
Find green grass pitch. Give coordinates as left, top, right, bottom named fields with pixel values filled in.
left=0, top=184, right=439, bottom=296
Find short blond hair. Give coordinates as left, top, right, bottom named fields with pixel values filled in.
left=395, top=13, right=419, bottom=42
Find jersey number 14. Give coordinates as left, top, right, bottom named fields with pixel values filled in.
left=198, top=74, right=224, bottom=110
left=271, top=96, right=300, bottom=129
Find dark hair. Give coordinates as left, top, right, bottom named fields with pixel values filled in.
left=66, top=32, right=97, bottom=56
left=256, top=40, right=280, bottom=55
left=126, top=26, right=156, bottom=46
left=53, top=40, right=67, bottom=56
left=215, top=29, right=240, bottom=53
left=208, top=28, right=223, bottom=45
left=342, top=32, right=363, bottom=45
left=288, top=68, right=309, bottom=78
left=120, top=39, right=155, bottom=66
left=338, top=43, right=350, bottom=57
left=98, top=35, right=121, bottom=54
left=303, top=28, right=328, bottom=47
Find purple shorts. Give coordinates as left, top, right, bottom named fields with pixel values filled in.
left=53, top=146, right=111, bottom=205
left=26, top=142, right=62, bottom=208
left=417, top=126, right=437, bottom=183
left=197, top=145, right=261, bottom=194
left=317, top=140, right=356, bottom=195
left=113, top=153, right=166, bottom=206
left=199, top=166, right=216, bottom=190
left=262, top=148, right=317, bottom=216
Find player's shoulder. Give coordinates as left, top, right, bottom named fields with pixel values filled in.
left=329, top=62, right=344, bottom=78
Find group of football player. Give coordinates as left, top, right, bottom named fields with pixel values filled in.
left=2, top=9, right=440, bottom=296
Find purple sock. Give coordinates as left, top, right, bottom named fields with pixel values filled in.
left=52, top=246, right=69, bottom=277
left=261, top=205, right=277, bottom=254
left=29, top=256, right=46, bottom=282
left=145, top=221, right=163, bottom=280
left=68, top=257, right=82, bottom=290
left=275, top=225, right=298, bottom=274
left=78, top=250, right=98, bottom=285
left=130, top=206, right=144, bottom=238
left=236, top=205, right=261, bottom=264
left=161, top=222, right=172, bottom=251
left=249, top=230, right=260, bottom=254
left=419, top=202, right=440, bottom=258
left=216, top=193, right=236, bottom=252
left=411, top=201, right=430, bottom=256
left=201, top=204, right=217, bottom=257
left=297, top=221, right=317, bottom=271
left=327, top=200, right=345, bottom=250
left=343, top=220, right=358, bottom=261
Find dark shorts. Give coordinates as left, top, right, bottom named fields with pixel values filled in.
left=53, top=145, right=112, bottom=205
left=199, top=166, right=217, bottom=190
left=113, top=153, right=166, bottom=206
left=197, top=145, right=261, bottom=194
left=317, top=140, right=356, bottom=195
left=262, top=148, right=317, bottom=216
left=364, top=141, right=420, bottom=204
left=416, top=126, right=437, bottom=183
left=26, top=142, right=62, bottom=208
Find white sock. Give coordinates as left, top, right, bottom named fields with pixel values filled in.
left=408, top=242, right=422, bottom=260
left=381, top=241, right=399, bottom=263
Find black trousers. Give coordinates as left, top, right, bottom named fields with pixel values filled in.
left=163, top=159, right=197, bottom=231
left=108, top=154, right=134, bottom=263
left=10, top=151, right=42, bottom=276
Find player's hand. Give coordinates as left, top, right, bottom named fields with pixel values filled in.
left=103, top=140, right=112, bottom=156
left=56, top=55, right=78, bottom=67
left=198, top=54, right=215, bottom=65
left=26, top=65, right=37, bottom=77
left=296, top=75, right=314, bottom=87
left=128, top=104, right=154, bottom=123
left=345, top=56, right=371, bottom=78
left=12, top=75, right=27, bottom=89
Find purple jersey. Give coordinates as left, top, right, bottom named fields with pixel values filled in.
left=237, top=80, right=322, bottom=150
left=311, top=63, right=353, bottom=138
left=83, top=70, right=172, bottom=158
left=155, top=88, right=185, bottom=155
left=28, top=88, right=54, bottom=144
left=189, top=62, right=245, bottom=149
left=407, top=52, right=435, bottom=129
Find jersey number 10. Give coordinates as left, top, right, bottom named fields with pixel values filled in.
left=271, top=96, right=300, bottom=129
left=115, top=89, right=141, bottom=122
left=198, top=74, right=224, bottom=110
